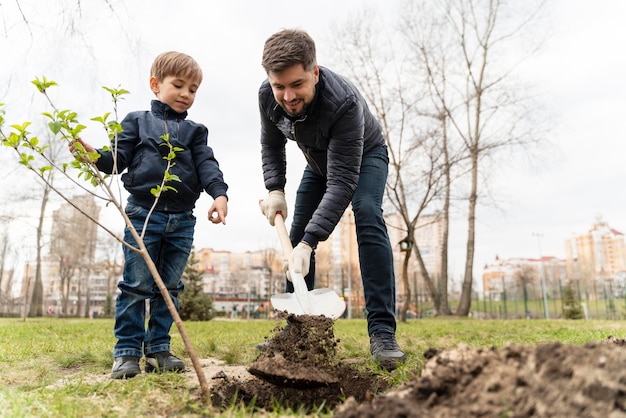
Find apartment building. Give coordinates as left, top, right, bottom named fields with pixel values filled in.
left=565, top=217, right=626, bottom=283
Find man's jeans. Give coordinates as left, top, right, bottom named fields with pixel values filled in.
left=288, top=145, right=397, bottom=336
left=113, top=203, right=195, bottom=358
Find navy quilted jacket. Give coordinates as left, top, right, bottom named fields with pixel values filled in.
left=95, top=100, right=228, bottom=212
left=259, top=66, right=385, bottom=243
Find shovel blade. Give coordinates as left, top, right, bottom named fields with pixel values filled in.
left=271, top=288, right=346, bottom=320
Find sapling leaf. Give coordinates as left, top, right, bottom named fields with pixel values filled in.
left=69, top=124, right=86, bottom=136
left=32, top=76, right=58, bottom=93
left=48, top=121, right=62, bottom=135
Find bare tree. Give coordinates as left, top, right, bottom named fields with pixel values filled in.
left=314, top=243, right=334, bottom=289
left=331, top=1, right=548, bottom=317
left=329, top=11, right=449, bottom=319
left=97, top=230, right=123, bottom=316
left=48, top=195, right=99, bottom=316
left=0, top=223, right=10, bottom=296
left=261, top=246, right=280, bottom=310
left=404, top=0, right=547, bottom=315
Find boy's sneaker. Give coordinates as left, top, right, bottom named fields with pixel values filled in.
left=145, top=351, right=185, bottom=373
left=370, top=331, right=406, bottom=371
left=111, top=356, right=141, bottom=379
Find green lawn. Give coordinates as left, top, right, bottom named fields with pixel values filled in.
left=1, top=317, right=624, bottom=417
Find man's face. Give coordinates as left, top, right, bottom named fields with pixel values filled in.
left=268, top=64, right=319, bottom=117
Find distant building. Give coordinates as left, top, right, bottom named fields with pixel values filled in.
left=195, top=247, right=282, bottom=315
left=565, top=216, right=626, bottom=283
left=482, top=255, right=567, bottom=303
left=564, top=216, right=626, bottom=300
left=19, top=195, right=112, bottom=317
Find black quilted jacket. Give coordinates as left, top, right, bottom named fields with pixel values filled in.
left=259, top=66, right=385, bottom=244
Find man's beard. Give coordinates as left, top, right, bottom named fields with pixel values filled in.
left=283, top=99, right=309, bottom=117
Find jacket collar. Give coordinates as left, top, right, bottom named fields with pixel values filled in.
left=151, top=100, right=187, bottom=120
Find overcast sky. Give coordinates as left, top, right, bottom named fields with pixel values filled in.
left=1, top=0, right=625, bottom=284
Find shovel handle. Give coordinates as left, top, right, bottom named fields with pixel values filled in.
left=273, top=212, right=294, bottom=259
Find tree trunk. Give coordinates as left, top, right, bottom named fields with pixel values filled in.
left=30, top=182, right=51, bottom=317
left=399, top=247, right=412, bottom=322
left=457, top=147, right=479, bottom=316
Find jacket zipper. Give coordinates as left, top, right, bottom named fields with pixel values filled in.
left=292, top=115, right=323, bottom=174
left=161, top=114, right=180, bottom=212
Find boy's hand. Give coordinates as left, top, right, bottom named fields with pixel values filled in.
left=69, top=137, right=97, bottom=162
left=208, top=195, right=228, bottom=224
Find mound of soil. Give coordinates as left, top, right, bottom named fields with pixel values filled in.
left=208, top=313, right=388, bottom=412
left=204, top=315, right=626, bottom=417
left=334, top=336, right=626, bottom=418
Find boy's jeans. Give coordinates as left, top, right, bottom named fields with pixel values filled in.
left=288, top=145, right=397, bottom=337
left=113, top=203, right=195, bottom=358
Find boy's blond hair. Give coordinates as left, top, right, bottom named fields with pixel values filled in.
left=151, top=51, right=203, bottom=84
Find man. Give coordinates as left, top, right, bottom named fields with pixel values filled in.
left=258, top=29, right=405, bottom=371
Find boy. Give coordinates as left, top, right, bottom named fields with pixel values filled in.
left=72, top=51, right=228, bottom=379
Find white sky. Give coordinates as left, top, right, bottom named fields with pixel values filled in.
left=1, top=0, right=625, bottom=284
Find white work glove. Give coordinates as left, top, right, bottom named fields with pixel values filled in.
left=289, top=242, right=313, bottom=277
left=259, top=190, right=287, bottom=226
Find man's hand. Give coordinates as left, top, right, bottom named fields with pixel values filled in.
left=289, top=242, right=312, bottom=276
left=259, top=190, right=287, bottom=226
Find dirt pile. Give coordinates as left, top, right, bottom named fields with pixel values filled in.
left=334, top=337, right=626, bottom=418
left=208, top=313, right=388, bottom=412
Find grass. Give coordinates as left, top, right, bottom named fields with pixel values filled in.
left=1, top=317, right=625, bottom=417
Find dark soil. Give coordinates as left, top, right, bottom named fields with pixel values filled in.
left=207, top=315, right=626, bottom=417
left=209, top=313, right=389, bottom=412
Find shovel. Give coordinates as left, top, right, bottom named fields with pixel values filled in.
left=270, top=212, right=346, bottom=319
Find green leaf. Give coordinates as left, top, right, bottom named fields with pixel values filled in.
left=163, top=185, right=179, bottom=193
left=151, top=185, right=161, bottom=197
left=48, top=121, right=63, bottom=135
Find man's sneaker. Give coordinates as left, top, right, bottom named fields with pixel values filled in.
left=370, top=331, right=406, bottom=371
left=145, top=352, right=185, bottom=373
left=111, top=356, right=141, bottom=379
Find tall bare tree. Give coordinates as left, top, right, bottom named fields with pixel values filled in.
left=329, top=11, right=449, bottom=319
left=28, top=135, right=71, bottom=317
left=400, top=0, right=547, bottom=315
left=328, top=0, right=548, bottom=317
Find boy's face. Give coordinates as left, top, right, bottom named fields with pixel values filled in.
left=150, top=75, right=200, bottom=114
left=267, top=63, right=319, bottom=117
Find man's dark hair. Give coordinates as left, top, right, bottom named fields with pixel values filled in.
left=261, top=29, right=317, bottom=74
